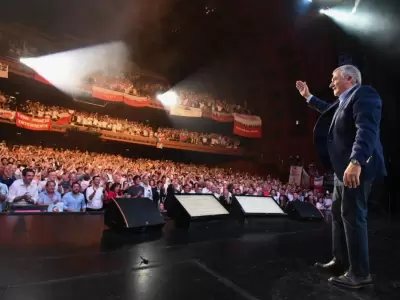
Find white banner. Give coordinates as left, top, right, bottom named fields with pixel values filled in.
left=0, top=63, right=8, bottom=78
left=301, top=168, right=310, bottom=188
left=170, top=105, right=202, bottom=118
left=233, top=113, right=262, bottom=126
left=288, top=165, right=303, bottom=186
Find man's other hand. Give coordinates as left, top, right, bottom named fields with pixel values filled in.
left=296, top=81, right=311, bottom=99
left=343, top=163, right=361, bottom=189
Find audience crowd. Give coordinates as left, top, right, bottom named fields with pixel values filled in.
left=1, top=30, right=253, bottom=116
left=0, top=144, right=332, bottom=217
left=0, top=93, right=240, bottom=148
left=88, top=72, right=253, bottom=115
left=0, top=29, right=333, bottom=219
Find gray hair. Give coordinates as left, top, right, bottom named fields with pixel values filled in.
left=333, top=65, right=362, bottom=85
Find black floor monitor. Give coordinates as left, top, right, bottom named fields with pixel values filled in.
left=169, top=194, right=230, bottom=228
left=234, top=195, right=286, bottom=217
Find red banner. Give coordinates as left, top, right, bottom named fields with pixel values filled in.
left=233, top=114, right=262, bottom=138
left=91, top=86, right=124, bottom=102
left=212, top=110, right=233, bottom=122
left=233, top=122, right=262, bottom=138
left=15, top=112, right=52, bottom=131
left=55, top=114, right=72, bottom=125
left=123, top=94, right=149, bottom=107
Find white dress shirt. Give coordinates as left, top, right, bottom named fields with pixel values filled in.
left=324, top=198, right=333, bottom=211
left=141, top=183, right=153, bottom=200
left=85, top=186, right=104, bottom=209
left=7, top=179, right=39, bottom=205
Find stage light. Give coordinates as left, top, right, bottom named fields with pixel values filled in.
left=157, top=91, right=178, bottom=106
left=319, top=8, right=326, bottom=14
left=18, top=41, right=129, bottom=95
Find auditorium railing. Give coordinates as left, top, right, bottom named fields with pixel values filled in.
left=0, top=211, right=104, bottom=248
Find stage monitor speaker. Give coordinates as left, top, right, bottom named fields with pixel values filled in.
left=285, top=200, right=324, bottom=221
left=174, top=194, right=229, bottom=218
left=168, top=194, right=230, bottom=227
left=233, top=195, right=286, bottom=217
left=105, top=198, right=165, bottom=230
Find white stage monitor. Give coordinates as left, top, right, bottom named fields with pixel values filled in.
left=175, top=194, right=229, bottom=218
left=235, top=196, right=285, bottom=215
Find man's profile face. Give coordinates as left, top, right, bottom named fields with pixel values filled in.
left=330, top=71, right=353, bottom=97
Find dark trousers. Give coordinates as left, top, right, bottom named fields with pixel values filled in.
left=332, top=175, right=372, bottom=277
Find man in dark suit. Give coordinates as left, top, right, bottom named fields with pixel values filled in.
left=152, top=181, right=165, bottom=206
left=296, top=65, right=386, bottom=289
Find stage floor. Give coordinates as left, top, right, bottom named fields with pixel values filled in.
left=0, top=218, right=399, bottom=300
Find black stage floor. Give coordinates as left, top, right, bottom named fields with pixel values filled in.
left=0, top=217, right=399, bottom=300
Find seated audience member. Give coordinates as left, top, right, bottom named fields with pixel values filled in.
left=7, top=168, right=39, bottom=206
left=37, top=180, right=62, bottom=206
left=126, top=175, right=144, bottom=198
left=85, top=175, right=105, bottom=211
left=62, top=182, right=86, bottom=212
left=0, top=182, right=8, bottom=212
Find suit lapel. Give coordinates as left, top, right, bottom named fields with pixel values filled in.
left=328, top=86, right=361, bottom=133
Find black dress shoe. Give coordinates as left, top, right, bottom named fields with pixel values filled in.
left=328, top=272, right=373, bottom=289
left=314, top=259, right=345, bottom=275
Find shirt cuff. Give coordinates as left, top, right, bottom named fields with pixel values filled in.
left=306, top=95, right=313, bottom=103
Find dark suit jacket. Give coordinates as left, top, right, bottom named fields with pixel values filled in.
left=152, top=187, right=165, bottom=204
left=309, top=85, right=386, bottom=181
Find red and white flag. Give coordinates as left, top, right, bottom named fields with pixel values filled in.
left=233, top=113, right=262, bottom=138
left=212, top=109, right=233, bottom=122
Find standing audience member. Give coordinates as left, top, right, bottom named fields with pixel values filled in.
left=152, top=181, right=165, bottom=206
left=141, top=175, right=153, bottom=200
left=1, top=164, right=16, bottom=187
left=7, top=168, right=38, bottom=206
left=126, top=175, right=144, bottom=198
left=0, top=182, right=8, bottom=212
left=37, top=180, right=62, bottom=206
left=63, top=182, right=86, bottom=212
left=85, top=175, right=105, bottom=211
